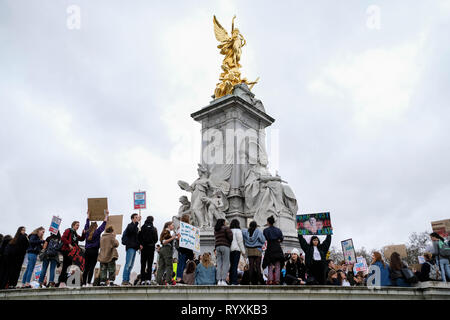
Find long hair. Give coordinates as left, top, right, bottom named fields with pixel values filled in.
left=309, top=236, right=320, bottom=246
left=389, top=252, right=403, bottom=271
left=1, top=235, right=12, bottom=249
left=160, top=221, right=173, bottom=243
left=214, top=219, right=225, bottom=232
left=181, top=214, right=190, bottom=224
left=185, top=260, right=196, bottom=274
left=87, top=222, right=98, bottom=241
left=327, top=269, right=337, bottom=283
left=201, top=252, right=213, bottom=268
left=30, top=227, right=45, bottom=240
left=248, top=221, right=257, bottom=237
left=430, top=232, right=445, bottom=242
left=337, top=270, right=346, bottom=285
left=10, top=226, right=25, bottom=245
left=230, top=219, right=240, bottom=229
left=371, top=251, right=385, bottom=267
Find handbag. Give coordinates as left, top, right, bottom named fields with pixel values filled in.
left=401, top=267, right=418, bottom=284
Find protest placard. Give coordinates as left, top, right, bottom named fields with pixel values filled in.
left=179, top=222, right=200, bottom=253
left=49, top=216, right=62, bottom=235
left=296, top=212, right=333, bottom=235
left=418, top=256, right=425, bottom=264
left=134, top=191, right=146, bottom=210
left=88, top=198, right=108, bottom=221
left=383, top=244, right=407, bottom=259
left=341, top=239, right=357, bottom=264
left=106, top=215, right=123, bottom=235
left=353, top=256, right=368, bottom=275
left=431, top=219, right=450, bottom=238
left=34, top=264, right=42, bottom=282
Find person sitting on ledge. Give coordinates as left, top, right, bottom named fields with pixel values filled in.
left=326, top=269, right=339, bottom=285
left=284, top=248, right=306, bottom=285
left=195, top=252, right=216, bottom=285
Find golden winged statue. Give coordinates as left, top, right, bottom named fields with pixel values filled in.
left=213, top=15, right=258, bottom=99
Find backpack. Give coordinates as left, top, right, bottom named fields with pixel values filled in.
left=121, top=227, right=128, bottom=246
left=426, top=262, right=441, bottom=281
left=439, top=242, right=450, bottom=258
left=46, top=239, right=62, bottom=258
left=401, top=267, right=418, bottom=284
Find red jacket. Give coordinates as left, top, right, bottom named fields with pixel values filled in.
left=61, top=228, right=86, bottom=252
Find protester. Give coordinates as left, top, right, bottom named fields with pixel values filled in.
left=325, top=259, right=336, bottom=279
left=183, top=260, right=196, bottom=285
left=339, top=262, right=355, bottom=286
left=229, top=219, right=246, bottom=285
left=413, top=252, right=435, bottom=282
left=284, top=248, right=306, bottom=285
left=370, top=251, right=392, bottom=287
left=98, top=225, right=119, bottom=286
left=156, top=221, right=179, bottom=285
left=214, top=219, right=233, bottom=286
left=326, top=269, right=339, bottom=285
left=430, top=232, right=450, bottom=282
left=38, top=231, right=62, bottom=288
left=121, top=213, right=141, bottom=286
left=389, top=252, right=412, bottom=287
left=195, top=252, right=216, bottom=285
left=4, top=227, right=29, bottom=289
left=298, top=233, right=332, bottom=285
left=82, top=211, right=108, bottom=286
left=175, top=214, right=194, bottom=283
left=0, top=235, right=12, bottom=289
left=138, top=216, right=158, bottom=285
left=242, top=221, right=266, bottom=285
left=353, top=271, right=366, bottom=286
left=22, top=227, right=45, bottom=288
left=262, top=216, right=285, bottom=285
left=337, top=270, right=351, bottom=286
left=58, top=221, right=86, bottom=287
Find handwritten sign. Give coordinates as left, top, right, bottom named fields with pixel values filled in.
left=49, top=216, right=62, bottom=235
left=353, top=256, right=368, bottom=275
left=431, top=219, right=450, bottom=238
left=106, top=215, right=123, bottom=235
left=134, top=191, right=146, bottom=210
left=341, top=239, right=357, bottom=264
left=179, top=222, right=200, bottom=253
left=34, top=264, right=42, bottom=282
left=296, top=212, right=333, bottom=235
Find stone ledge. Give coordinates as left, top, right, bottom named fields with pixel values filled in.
left=1, top=282, right=449, bottom=300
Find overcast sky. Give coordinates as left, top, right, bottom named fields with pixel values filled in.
left=1, top=0, right=449, bottom=281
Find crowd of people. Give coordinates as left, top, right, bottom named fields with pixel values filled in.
left=0, top=211, right=449, bottom=289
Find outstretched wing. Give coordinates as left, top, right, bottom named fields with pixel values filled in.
left=208, top=163, right=233, bottom=195
left=213, top=15, right=230, bottom=42
left=178, top=180, right=192, bottom=192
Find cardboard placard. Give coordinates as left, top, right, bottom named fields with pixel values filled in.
left=383, top=244, right=408, bottom=259
left=296, top=212, right=333, bottom=235
left=341, top=239, right=357, bottom=264
left=431, top=219, right=450, bottom=238
left=106, top=215, right=123, bottom=235
left=88, top=198, right=108, bottom=221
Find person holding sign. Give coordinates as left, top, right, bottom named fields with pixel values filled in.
left=98, top=226, right=119, bottom=286
left=82, top=210, right=108, bottom=286
left=156, top=221, right=180, bottom=285
left=298, top=233, right=332, bottom=285
left=57, top=220, right=86, bottom=288
left=175, top=214, right=194, bottom=283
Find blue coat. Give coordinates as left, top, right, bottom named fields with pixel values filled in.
left=373, top=261, right=392, bottom=286
left=195, top=263, right=216, bottom=285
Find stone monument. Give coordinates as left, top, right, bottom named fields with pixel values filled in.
left=177, top=16, right=301, bottom=254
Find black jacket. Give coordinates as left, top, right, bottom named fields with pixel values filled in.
left=138, top=223, right=158, bottom=247
left=5, top=234, right=29, bottom=258
left=26, top=234, right=44, bottom=254
left=124, top=222, right=140, bottom=250
left=285, top=259, right=307, bottom=281
left=415, top=262, right=431, bottom=282
left=298, top=234, right=332, bottom=267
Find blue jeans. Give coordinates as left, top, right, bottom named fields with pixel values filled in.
left=22, top=253, right=37, bottom=284
left=39, top=259, right=57, bottom=283
left=439, top=258, right=450, bottom=282
left=122, top=248, right=137, bottom=282
left=177, top=252, right=187, bottom=279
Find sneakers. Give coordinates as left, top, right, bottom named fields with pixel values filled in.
left=100, top=282, right=106, bottom=286
left=58, top=282, right=67, bottom=288
left=140, top=281, right=146, bottom=286
left=146, top=280, right=151, bottom=285
left=217, top=280, right=227, bottom=286
left=121, top=281, right=131, bottom=286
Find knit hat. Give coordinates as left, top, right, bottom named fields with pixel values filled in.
left=291, top=248, right=300, bottom=256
